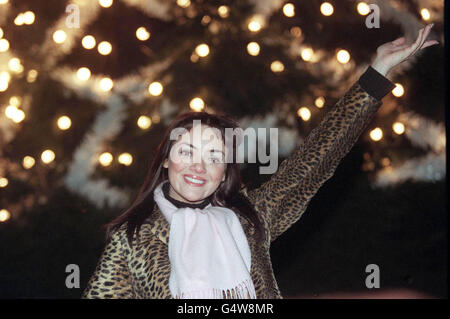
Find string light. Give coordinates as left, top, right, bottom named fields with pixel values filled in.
left=0, top=38, right=10, bottom=52
left=0, top=177, right=8, bottom=187
left=22, top=156, right=35, bottom=169
left=336, top=49, right=350, bottom=64
left=136, top=27, right=150, bottom=41
left=118, top=153, right=133, bottom=166
left=283, top=3, right=295, bottom=17
left=315, top=97, right=325, bottom=108
left=177, top=0, right=191, bottom=8
left=137, top=115, right=152, bottom=129
left=99, top=77, right=113, bottom=91
left=23, top=11, right=35, bottom=24
left=392, top=83, right=404, bottom=97
left=0, top=0, right=9, bottom=4
left=53, top=30, right=67, bottom=44
left=392, top=122, right=405, bottom=135
left=98, top=152, right=113, bottom=166
left=41, top=149, right=56, bottom=164
left=420, top=8, right=431, bottom=21
left=5, top=105, right=25, bottom=123
left=14, top=13, right=25, bottom=26
left=195, top=43, right=210, bottom=57
left=152, top=114, right=161, bottom=124
left=201, top=15, right=211, bottom=25
left=190, top=97, right=205, bottom=111
left=0, top=27, right=3, bottom=38
left=248, top=19, right=262, bottom=32
left=99, top=0, right=113, bottom=8
left=82, top=35, right=96, bottom=49
left=0, top=209, right=11, bottom=223
left=270, top=60, right=284, bottom=73
left=297, top=107, right=311, bottom=121
left=9, top=57, right=24, bottom=73
left=27, top=69, right=38, bottom=83
left=77, top=67, right=91, bottom=81
left=247, top=42, right=260, bottom=56
left=300, top=47, right=314, bottom=61
left=98, top=41, right=112, bottom=55
left=9, top=96, right=21, bottom=106
left=357, top=2, right=371, bottom=15
left=369, top=128, right=383, bottom=141
left=148, top=82, right=163, bottom=96
left=290, top=26, right=302, bottom=37
left=57, top=115, right=72, bottom=130
left=0, top=71, right=10, bottom=92
left=218, top=5, right=229, bottom=18
left=320, top=2, right=334, bottom=16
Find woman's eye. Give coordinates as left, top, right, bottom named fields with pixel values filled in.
left=179, top=149, right=192, bottom=156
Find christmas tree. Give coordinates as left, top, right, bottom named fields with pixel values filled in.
left=0, top=0, right=445, bottom=298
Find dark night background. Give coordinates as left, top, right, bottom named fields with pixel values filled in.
left=0, top=0, right=447, bottom=298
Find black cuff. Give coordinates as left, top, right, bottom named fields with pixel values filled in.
left=358, top=66, right=396, bottom=100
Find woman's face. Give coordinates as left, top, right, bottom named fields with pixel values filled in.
left=163, top=124, right=227, bottom=204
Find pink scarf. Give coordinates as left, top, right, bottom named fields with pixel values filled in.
left=153, top=181, right=257, bottom=299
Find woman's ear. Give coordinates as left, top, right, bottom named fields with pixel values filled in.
left=163, top=158, right=169, bottom=168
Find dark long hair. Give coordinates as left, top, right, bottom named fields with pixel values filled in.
left=105, top=111, right=265, bottom=246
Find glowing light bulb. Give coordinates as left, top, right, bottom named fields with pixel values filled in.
left=148, top=82, right=163, bottom=96
left=301, top=47, right=314, bottom=61
left=99, top=77, right=113, bottom=91
left=77, top=67, right=91, bottom=81
left=23, top=11, right=35, bottom=24
left=0, top=27, right=3, bottom=38
left=53, top=30, right=67, bottom=44
left=392, top=122, right=405, bottom=135
left=99, top=0, right=113, bottom=8
left=82, top=35, right=96, bottom=49
left=14, top=13, right=25, bottom=26
left=23, top=156, right=35, bottom=169
left=421, top=8, right=431, bottom=21
left=99, top=152, right=113, bottom=166
left=283, top=3, right=295, bottom=17
left=0, top=209, right=11, bottom=223
left=136, top=27, right=150, bottom=41
left=218, top=6, right=229, bottom=18
left=290, top=26, right=302, bottom=37
left=336, top=49, right=350, bottom=64
left=0, top=0, right=9, bottom=5
left=195, top=44, right=210, bottom=57
left=8, top=57, right=23, bottom=73
left=137, top=115, right=152, bottom=129
left=27, top=69, right=38, bottom=83
left=11, top=109, right=25, bottom=123
left=41, top=149, right=56, bottom=164
left=0, top=177, right=8, bottom=187
left=98, top=41, right=112, bottom=55
left=190, top=97, right=205, bottom=111
left=0, top=38, right=10, bottom=52
left=392, top=83, right=404, bottom=97
left=297, top=107, right=311, bottom=121
left=177, top=0, right=190, bottom=8
left=57, top=115, right=72, bottom=130
left=357, top=2, right=370, bottom=15
left=270, top=60, right=285, bottom=73
left=369, top=128, right=383, bottom=141
left=315, top=97, right=325, bottom=108
left=320, top=2, right=334, bottom=16
left=118, top=153, right=133, bottom=166
left=247, top=42, right=260, bottom=56
left=248, top=20, right=261, bottom=32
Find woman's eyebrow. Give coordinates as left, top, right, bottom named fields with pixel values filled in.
left=179, top=142, right=225, bottom=155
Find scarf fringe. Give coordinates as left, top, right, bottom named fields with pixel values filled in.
left=175, top=279, right=257, bottom=299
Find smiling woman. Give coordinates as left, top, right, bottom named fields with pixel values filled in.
left=81, top=24, right=438, bottom=299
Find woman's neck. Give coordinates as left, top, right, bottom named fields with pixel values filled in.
left=162, top=181, right=211, bottom=209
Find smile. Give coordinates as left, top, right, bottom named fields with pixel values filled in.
left=183, top=175, right=206, bottom=186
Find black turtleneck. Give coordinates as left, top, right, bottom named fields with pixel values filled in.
left=162, top=181, right=211, bottom=209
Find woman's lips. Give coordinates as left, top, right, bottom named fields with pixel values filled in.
left=183, top=175, right=206, bottom=186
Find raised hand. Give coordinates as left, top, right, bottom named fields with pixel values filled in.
left=370, top=23, right=439, bottom=76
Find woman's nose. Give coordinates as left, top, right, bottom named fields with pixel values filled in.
left=190, top=160, right=206, bottom=173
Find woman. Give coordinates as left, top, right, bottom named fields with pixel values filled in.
left=82, top=24, right=438, bottom=299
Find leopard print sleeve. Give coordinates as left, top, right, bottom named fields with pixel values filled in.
left=81, top=225, right=135, bottom=298
left=245, top=78, right=391, bottom=243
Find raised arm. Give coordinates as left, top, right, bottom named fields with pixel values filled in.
left=82, top=225, right=135, bottom=298
left=243, top=23, right=438, bottom=243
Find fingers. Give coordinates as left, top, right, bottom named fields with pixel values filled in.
left=409, top=24, right=433, bottom=57
left=420, top=40, right=439, bottom=50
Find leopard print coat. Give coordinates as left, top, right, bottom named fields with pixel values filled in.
left=82, top=67, right=395, bottom=299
